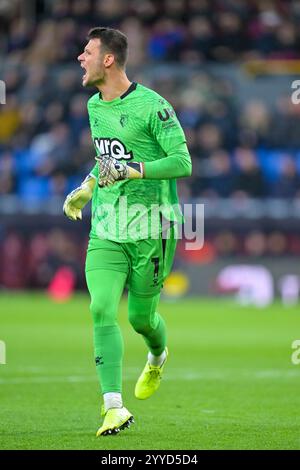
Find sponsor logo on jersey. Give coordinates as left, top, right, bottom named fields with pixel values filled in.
left=162, top=120, right=177, bottom=130
left=157, top=107, right=175, bottom=122
left=94, top=138, right=133, bottom=160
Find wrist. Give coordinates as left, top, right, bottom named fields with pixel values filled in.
left=126, top=162, right=144, bottom=179
left=81, top=175, right=96, bottom=199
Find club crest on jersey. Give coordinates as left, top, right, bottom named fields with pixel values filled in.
left=120, top=114, right=128, bottom=127
left=94, top=138, right=133, bottom=160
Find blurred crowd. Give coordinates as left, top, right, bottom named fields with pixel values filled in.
left=2, top=227, right=300, bottom=289
left=1, top=0, right=300, bottom=204
left=2, top=0, right=300, bottom=64
left=0, top=229, right=86, bottom=289
left=2, top=0, right=300, bottom=291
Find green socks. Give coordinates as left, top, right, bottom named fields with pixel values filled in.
left=94, top=325, right=124, bottom=394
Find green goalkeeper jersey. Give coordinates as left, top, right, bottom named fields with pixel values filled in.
left=88, top=82, right=191, bottom=242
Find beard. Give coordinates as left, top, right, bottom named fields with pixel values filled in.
left=83, top=64, right=105, bottom=87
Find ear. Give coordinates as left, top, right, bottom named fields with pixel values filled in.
left=103, top=54, right=115, bottom=68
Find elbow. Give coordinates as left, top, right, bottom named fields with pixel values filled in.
left=177, top=164, right=192, bottom=179
left=176, top=153, right=192, bottom=178
left=182, top=158, right=192, bottom=178
left=186, top=162, right=192, bottom=177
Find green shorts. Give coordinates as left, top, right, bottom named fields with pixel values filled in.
left=85, top=225, right=177, bottom=297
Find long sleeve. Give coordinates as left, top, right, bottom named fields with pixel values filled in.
left=143, top=141, right=192, bottom=179
left=143, top=98, right=192, bottom=180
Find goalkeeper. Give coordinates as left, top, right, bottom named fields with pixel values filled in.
left=63, top=27, right=192, bottom=437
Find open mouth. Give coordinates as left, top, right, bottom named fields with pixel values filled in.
left=81, top=64, right=87, bottom=80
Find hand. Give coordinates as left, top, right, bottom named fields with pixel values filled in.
left=63, top=175, right=95, bottom=221
left=96, top=156, right=144, bottom=187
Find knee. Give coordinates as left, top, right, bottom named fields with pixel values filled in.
left=90, top=294, right=115, bottom=324
left=128, top=308, right=152, bottom=335
left=130, top=317, right=151, bottom=335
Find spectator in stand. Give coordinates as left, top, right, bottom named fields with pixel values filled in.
left=233, top=148, right=265, bottom=198
left=270, top=96, right=300, bottom=149
left=0, top=233, right=28, bottom=288
left=0, top=150, right=16, bottom=195
left=239, top=100, right=271, bottom=148
left=196, top=123, right=224, bottom=160
left=271, top=155, right=300, bottom=199
left=206, top=150, right=236, bottom=198
left=148, top=18, right=185, bottom=61
left=184, top=16, right=215, bottom=61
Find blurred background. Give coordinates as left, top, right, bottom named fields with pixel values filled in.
left=1, top=0, right=300, bottom=306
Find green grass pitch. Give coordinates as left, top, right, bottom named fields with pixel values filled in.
left=0, top=292, right=300, bottom=450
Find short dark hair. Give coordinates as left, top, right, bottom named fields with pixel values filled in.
left=87, top=27, right=128, bottom=68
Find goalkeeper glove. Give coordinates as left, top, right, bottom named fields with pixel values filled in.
left=96, top=155, right=144, bottom=186
left=63, top=175, right=96, bottom=221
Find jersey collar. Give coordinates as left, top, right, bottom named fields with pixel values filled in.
left=120, top=81, right=137, bottom=99
left=98, top=82, right=137, bottom=103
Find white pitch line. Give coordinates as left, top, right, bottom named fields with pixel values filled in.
left=0, top=375, right=97, bottom=385
left=0, top=369, right=299, bottom=385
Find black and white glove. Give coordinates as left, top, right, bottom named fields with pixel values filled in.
left=96, top=155, right=144, bottom=187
